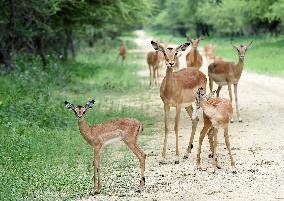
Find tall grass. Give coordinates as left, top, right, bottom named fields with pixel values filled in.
left=148, top=31, right=284, bottom=76
left=0, top=39, right=155, bottom=200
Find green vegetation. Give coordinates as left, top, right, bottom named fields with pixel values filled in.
left=0, top=39, right=156, bottom=200
left=148, top=31, right=284, bottom=75
left=0, top=0, right=153, bottom=70
left=150, top=0, right=284, bottom=37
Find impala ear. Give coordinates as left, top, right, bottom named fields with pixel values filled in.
left=65, top=101, right=75, bottom=110
left=176, top=42, right=190, bottom=52
left=85, top=100, right=95, bottom=110
left=151, top=41, right=164, bottom=52
left=199, top=35, right=204, bottom=40
left=206, top=90, right=216, bottom=100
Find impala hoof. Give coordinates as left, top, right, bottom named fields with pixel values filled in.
left=90, top=189, right=100, bottom=196
left=208, top=154, right=213, bottom=158
left=183, top=155, right=189, bottom=159
left=174, top=160, right=180, bottom=164
left=159, top=159, right=167, bottom=165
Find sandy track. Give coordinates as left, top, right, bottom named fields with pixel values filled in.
left=83, top=31, right=284, bottom=201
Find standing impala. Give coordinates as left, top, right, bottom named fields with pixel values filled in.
left=64, top=100, right=146, bottom=194
left=147, top=48, right=164, bottom=86
left=192, top=88, right=235, bottom=173
left=118, top=41, right=127, bottom=64
left=208, top=42, right=252, bottom=122
left=151, top=41, right=207, bottom=164
left=186, top=35, right=204, bottom=69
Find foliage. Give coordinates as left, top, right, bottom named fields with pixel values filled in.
left=0, top=0, right=153, bottom=69
left=150, top=0, right=284, bottom=37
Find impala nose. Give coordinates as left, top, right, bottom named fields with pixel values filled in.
left=169, top=62, right=174, bottom=67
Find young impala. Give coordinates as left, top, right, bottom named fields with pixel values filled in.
left=192, top=88, right=235, bottom=173
left=64, top=100, right=146, bottom=194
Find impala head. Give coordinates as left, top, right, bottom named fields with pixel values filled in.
left=192, top=87, right=216, bottom=120
left=151, top=40, right=190, bottom=68
left=64, top=100, right=95, bottom=119
left=231, top=41, right=253, bottom=61
left=187, top=35, right=204, bottom=49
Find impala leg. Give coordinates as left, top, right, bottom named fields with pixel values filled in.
left=93, top=146, right=101, bottom=194
left=224, top=126, right=236, bottom=171
left=227, top=84, right=234, bottom=122
left=227, top=84, right=233, bottom=102
left=149, top=65, right=152, bottom=86
left=209, top=128, right=220, bottom=169
left=234, top=83, right=242, bottom=122
left=156, top=67, right=160, bottom=86
left=196, top=125, right=211, bottom=169
left=174, top=104, right=181, bottom=164
left=153, top=67, right=158, bottom=86
left=209, top=76, right=213, bottom=92
left=208, top=128, right=214, bottom=158
left=184, top=106, right=199, bottom=159
left=127, top=143, right=146, bottom=190
left=211, top=128, right=218, bottom=173
left=161, top=104, right=170, bottom=163
left=216, top=85, right=222, bottom=97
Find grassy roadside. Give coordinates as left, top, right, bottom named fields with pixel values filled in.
left=148, top=31, right=284, bottom=76
left=0, top=36, right=156, bottom=200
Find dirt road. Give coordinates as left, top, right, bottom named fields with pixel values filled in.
left=84, top=31, right=284, bottom=201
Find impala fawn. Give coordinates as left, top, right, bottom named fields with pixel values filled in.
left=192, top=88, right=236, bottom=173
left=64, top=100, right=146, bottom=193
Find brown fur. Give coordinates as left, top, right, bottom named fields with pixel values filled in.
left=173, top=57, right=180, bottom=72
left=208, top=42, right=252, bottom=122
left=151, top=40, right=207, bottom=163
left=147, top=50, right=164, bottom=86
left=186, top=37, right=203, bottom=69
left=194, top=89, right=235, bottom=173
left=204, top=44, right=215, bottom=60
left=118, top=42, right=127, bottom=63
left=160, top=68, right=207, bottom=105
left=67, top=103, right=146, bottom=194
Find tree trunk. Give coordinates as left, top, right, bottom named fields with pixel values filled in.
left=64, top=28, right=76, bottom=60
left=35, top=36, right=47, bottom=67
left=0, top=45, right=12, bottom=70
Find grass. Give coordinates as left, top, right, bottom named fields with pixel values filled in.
left=148, top=30, right=284, bottom=76
left=0, top=37, right=155, bottom=200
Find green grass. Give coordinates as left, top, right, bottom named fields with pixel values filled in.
left=148, top=30, right=284, bottom=76
left=0, top=38, right=155, bottom=200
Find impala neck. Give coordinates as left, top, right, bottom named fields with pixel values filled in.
left=193, top=48, right=198, bottom=61
left=165, top=67, right=175, bottom=93
left=235, top=58, right=244, bottom=77
left=78, top=117, right=93, bottom=144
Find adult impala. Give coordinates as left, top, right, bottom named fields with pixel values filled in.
left=64, top=100, right=146, bottom=194
left=208, top=42, right=252, bottom=122
left=151, top=41, right=207, bottom=164
left=186, top=35, right=204, bottom=69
